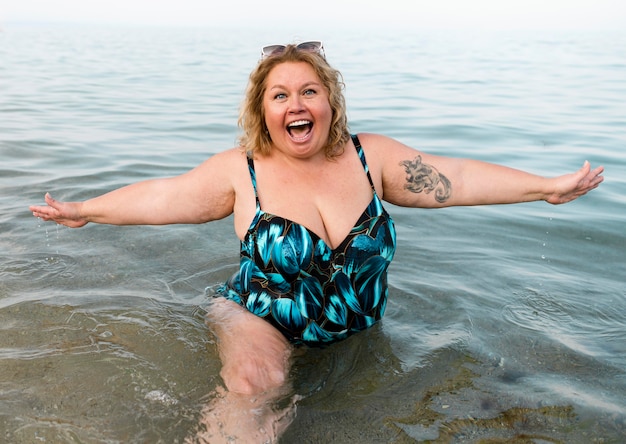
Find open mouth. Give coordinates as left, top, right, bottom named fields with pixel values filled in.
left=287, top=120, right=313, bottom=140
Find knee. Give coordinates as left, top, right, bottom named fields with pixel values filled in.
left=221, top=365, right=288, bottom=396
left=222, top=373, right=257, bottom=395
left=209, top=300, right=292, bottom=395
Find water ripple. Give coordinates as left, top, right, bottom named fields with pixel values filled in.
left=502, top=288, right=626, bottom=359
left=0, top=254, right=77, bottom=283
left=1, top=25, right=625, bottom=442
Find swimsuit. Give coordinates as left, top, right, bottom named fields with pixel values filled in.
left=218, top=135, right=396, bottom=345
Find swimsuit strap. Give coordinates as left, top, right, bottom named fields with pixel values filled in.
left=351, top=134, right=377, bottom=192
left=246, top=155, right=261, bottom=211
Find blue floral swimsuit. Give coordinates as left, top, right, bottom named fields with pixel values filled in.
left=218, top=135, right=396, bottom=345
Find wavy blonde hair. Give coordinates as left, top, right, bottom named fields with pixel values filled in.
left=237, top=45, right=350, bottom=158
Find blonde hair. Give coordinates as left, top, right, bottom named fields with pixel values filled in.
left=237, top=45, right=350, bottom=158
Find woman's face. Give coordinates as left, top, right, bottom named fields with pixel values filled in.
left=263, top=61, right=332, bottom=159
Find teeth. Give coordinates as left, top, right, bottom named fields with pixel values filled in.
left=288, top=120, right=311, bottom=127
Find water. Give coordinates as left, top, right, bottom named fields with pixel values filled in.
left=1, top=23, right=625, bottom=442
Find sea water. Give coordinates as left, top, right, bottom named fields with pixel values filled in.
left=1, top=24, right=625, bottom=442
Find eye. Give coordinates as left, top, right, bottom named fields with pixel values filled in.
left=303, top=89, right=316, bottom=96
left=273, top=92, right=287, bottom=100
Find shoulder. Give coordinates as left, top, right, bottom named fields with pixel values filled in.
left=351, top=133, right=404, bottom=198
left=354, top=133, right=451, bottom=207
left=205, top=146, right=249, bottom=164
left=354, top=132, right=415, bottom=159
left=353, top=132, right=419, bottom=175
left=181, top=147, right=250, bottom=199
left=356, top=132, right=445, bottom=171
left=194, top=147, right=249, bottom=176
left=354, top=132, right=395, bottom=151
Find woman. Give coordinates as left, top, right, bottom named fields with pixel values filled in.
left=30, top=41, right=604, bottom=442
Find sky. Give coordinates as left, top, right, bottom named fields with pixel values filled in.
left=1, top=0, right=625, bottom=30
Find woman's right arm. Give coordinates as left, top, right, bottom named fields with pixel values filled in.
left=29, top=148, right=240, bottom=228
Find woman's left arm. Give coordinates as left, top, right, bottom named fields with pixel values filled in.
left=361, top=133, right=604, bottom=208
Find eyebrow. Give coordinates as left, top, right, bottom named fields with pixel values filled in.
left=267, top=81, right=322, bottom=92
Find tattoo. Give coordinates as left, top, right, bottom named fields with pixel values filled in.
left=399, top=156, right=452, bottom=203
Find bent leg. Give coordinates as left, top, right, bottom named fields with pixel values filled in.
left=208, top=297, right=293, bottom=395
left=189, top=298, right=297, bottom=443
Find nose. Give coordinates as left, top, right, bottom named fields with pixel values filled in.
left=288, top=95, right=305, bottom=113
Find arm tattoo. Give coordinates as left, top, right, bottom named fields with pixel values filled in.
left=399, top=156, right=452, bottom=203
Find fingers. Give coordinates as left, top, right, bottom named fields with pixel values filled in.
left=590, top=165, right=605, bottom=182
left=583, top=161, right=604, bottom=177
left=584, top=163, right=605, bottom=189
left=578, top=163, right=604, bottom=198
left=576, top=162, right=604, bottom=190
left=30, top=206, right=57, bottom=221
left=30, top=193, right=65, bottom=223
left=45, top=192, right=61, bottom=210
left=581, top=160, right=591, bottom=173
left=29, top=193, right=55, bottom=218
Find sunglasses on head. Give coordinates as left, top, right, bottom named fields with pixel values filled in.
left=261, top=41, right=325, bottom=59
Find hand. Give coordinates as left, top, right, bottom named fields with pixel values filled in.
left=29, top=193, right=88, bottom=228
left=546, top=161, right=604, bottom=205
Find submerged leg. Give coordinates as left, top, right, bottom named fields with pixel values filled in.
left=189, top=298, right=297, bottom=443
left=208, top=298, right=293, bottom=395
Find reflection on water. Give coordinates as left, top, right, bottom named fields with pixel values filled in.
left=1, top=24, right=625, bottom=442
left=503, top=287, right=626, bottom=360
left=2, top=300, right=624, bottom=442
left=0, top=301, right=219, bottom=442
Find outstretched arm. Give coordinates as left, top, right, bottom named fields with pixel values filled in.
left=360, top=133, right=604, bottom=208
left=29, top=149, right=239, bottom=227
